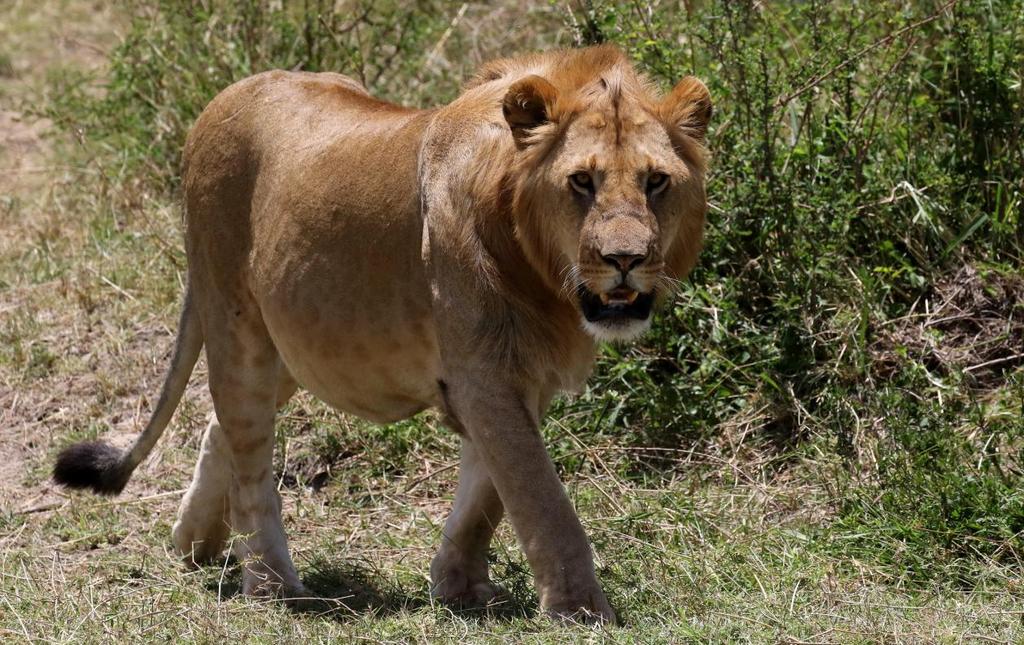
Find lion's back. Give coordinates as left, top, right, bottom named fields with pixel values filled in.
left=182, top=70, right=393, bottom=187
left=181, top=70, right=430, bottom=285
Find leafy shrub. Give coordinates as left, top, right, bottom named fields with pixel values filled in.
left=561, top=0, right=1024, bottom=578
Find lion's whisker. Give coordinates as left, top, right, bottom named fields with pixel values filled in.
left=560, top=264, right=584, bottom=299
left=655, top=273, right=685, bottom=296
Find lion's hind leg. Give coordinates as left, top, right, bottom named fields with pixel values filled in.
left=173, top=373, right=299, bottom=566
left=172, top=414, right=233, bottom=565
left=196, top=302, right=305, bottom=599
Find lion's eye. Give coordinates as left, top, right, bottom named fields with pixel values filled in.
left=569, top=172, right=594, bottom=196
left=646, top=172, right=669, bottom=195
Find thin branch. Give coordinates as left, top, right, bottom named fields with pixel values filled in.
left=774, top=0, right=958, bottom=110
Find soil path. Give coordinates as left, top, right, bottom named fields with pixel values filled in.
left=0, top=1, right=123, bottom=512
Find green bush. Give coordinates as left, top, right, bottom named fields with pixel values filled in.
left=48, top=0, right=464, bottom=187
left=563, top=0, right=1024, bottom=579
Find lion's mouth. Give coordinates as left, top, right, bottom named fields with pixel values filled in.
left=577, top=284, right=655, bottom=323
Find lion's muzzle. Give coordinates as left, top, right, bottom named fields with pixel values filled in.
left=577, top=283, right=655, bottom=323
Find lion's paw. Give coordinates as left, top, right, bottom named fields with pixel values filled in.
left=430, top=560, right=503, bottom=608
left=543, top=588, right=617, bottom=625
left=241, top=561, right=308, bottom=600
left=435, top=578, right=504, bottom=608
left=171, top=516, right=230, bottom=566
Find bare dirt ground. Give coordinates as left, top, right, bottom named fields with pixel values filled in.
left=0, top=1, right=149, bottom=513
left=0, top=109, right=51, bottom=196
left=0, top=0, right=112, bottom=191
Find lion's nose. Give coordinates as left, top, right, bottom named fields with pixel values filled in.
left=602, top=253, right=646, bottom=273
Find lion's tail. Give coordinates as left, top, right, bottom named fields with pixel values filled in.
left=53, top=287, right=203, bottom=495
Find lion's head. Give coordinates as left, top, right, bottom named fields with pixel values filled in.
left=500, top=48, right=711, bottom=342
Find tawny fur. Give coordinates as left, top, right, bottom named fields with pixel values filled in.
left=52, top=45, right=711, bottom=624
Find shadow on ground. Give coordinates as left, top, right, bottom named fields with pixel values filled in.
left=203, top=554, right=537, bottom=623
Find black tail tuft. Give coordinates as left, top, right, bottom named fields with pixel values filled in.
left=53, top=441, right=130, bottom=496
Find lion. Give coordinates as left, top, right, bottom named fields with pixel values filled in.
left=52, top=44, right=711, bottom=624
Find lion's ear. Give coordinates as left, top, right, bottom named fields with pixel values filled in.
left=659, top=76, right=712, bottom=142
left=502, top=75, right=559, bottom=148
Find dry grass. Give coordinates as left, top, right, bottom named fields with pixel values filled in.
left=873, top=264, right=1024, bottom=387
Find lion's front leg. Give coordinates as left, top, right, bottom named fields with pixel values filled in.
left=430, top=438, right=505, bottom=607
left=442, top=376, right=615, bottom=624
